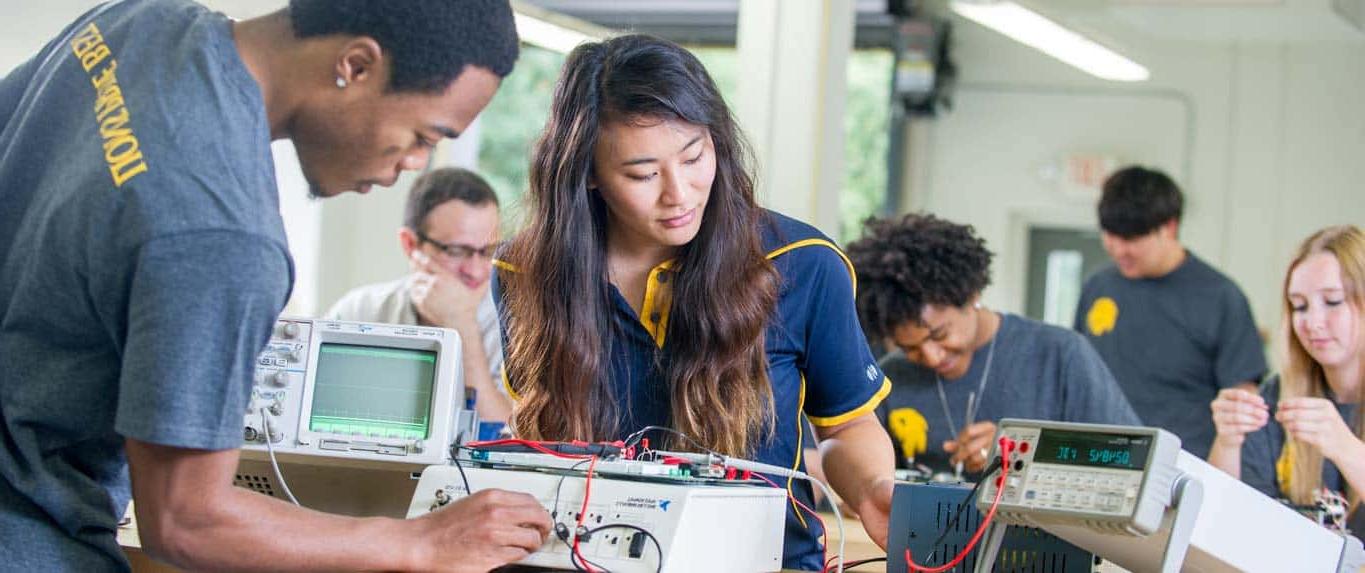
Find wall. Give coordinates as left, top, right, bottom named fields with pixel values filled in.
left=904, top=19, right=1365, bottom=346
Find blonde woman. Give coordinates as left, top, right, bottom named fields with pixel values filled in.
left=1209, top=225, right=1365, bottom=529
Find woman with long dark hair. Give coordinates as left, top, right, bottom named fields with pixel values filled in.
left=494, top=34, right=895, bottom=570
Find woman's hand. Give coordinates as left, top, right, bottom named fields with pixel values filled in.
left=1278, top=397, right=1359, bottom=461
left=1210, top=388, right=1269, bottom=447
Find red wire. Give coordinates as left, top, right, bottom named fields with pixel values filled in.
left=570, top=455, right=600, bottom=573
left=750, top=472, right=833, bottom=573
left=905, top=437, right=1016, bottom=573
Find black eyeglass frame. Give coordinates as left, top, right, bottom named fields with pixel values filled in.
left=414, top=230, right=501, bottom=261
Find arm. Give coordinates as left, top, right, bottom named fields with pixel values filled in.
left=814, top=413, right=896, bottom=549
left=454, top=317, right=513, bottom=422
left=409, top=251, right=512, bottom=422
left=126, top=439, right=549, bottom=572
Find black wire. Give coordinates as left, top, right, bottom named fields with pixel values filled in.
left=552, top=459, right=594, bottom=524
left=842, top=557, right=888, bottom=570
left=624, top=425, right=720, bottom=457
left=583, top=523, right=664, bottom=573
left=450, top=432, right=472, bottom=496
left=924, top=457, right=1003, bottom=563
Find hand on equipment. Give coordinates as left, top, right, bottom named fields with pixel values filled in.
left=855, top=477, right=896, bottom=550
left=409, top=249, right=487, bottom=331
left=943, top=421, right=997, bottom=474
left=1210, top=387, right=1269, bottom=447
left=413, top=488, right=552, bottom=572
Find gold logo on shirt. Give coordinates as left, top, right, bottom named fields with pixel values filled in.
left=887, top=408, right=928, bottom=462
left=1087, top=297, right=1119, bottom=336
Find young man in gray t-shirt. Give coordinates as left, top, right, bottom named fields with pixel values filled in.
left=843, top=214, right=1140, bottom=478
left=0, top=2, right=550, bottom=571
left=1074, top=166, right=1267, bottom=459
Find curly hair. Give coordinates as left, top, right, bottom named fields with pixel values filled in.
left=289, top=0, right=520, bottom=93
left=846, top=213, right=993, bottom=339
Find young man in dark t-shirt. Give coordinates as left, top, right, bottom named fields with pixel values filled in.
left=1074, top=166, right=1267, bottom=459
left=0, top=2, right=550, bottom=571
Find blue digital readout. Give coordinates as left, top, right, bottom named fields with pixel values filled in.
left=1035, top=429, right=1150, bottom=470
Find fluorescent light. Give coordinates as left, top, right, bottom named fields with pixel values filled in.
left=513, top=12, right=594, bottom=54
left=950, top=0, right=1150, bottom=82
left=511, top=0, right=612, bottom=54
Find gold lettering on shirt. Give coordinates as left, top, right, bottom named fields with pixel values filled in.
left=71, top=23, right=148, bottom=187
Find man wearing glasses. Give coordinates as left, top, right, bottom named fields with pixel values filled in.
left=326, top=167, right=511, bottom=422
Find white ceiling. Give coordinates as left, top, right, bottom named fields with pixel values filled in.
left=1036, top=0, right=1365, bottom=44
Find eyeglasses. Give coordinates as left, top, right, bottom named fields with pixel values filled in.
left=415, top=231, right=501, bottom=261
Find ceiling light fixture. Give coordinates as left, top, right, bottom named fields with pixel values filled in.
left=950, top=0, right=1150, bottom=82
left=511, top=0, right=612, bottom=54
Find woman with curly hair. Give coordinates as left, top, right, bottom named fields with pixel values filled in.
left=493, top=35, right=895, bottom=570
left=846, top=213, right=1140, bottom=477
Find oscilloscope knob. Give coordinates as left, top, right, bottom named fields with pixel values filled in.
left=269, top=371, right=289, bottom=387
left=268, top=427, right=283, bottom=444
left=278, top=322, right=300, bottom=339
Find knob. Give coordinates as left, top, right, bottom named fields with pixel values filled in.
left=411, top=440, right=425, bottom=454
left=269, top=371, right=289, bottom=387
left=244, top=426, right=260, bottom=442
left=268, top=401, right=285, bottom=416
left=268, top=428, right=283, bottom=443
left=279, top=322, right=300, bottom=339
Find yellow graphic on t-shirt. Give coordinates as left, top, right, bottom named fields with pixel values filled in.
left=887, top=408, right=928, bottom=461
left=1276, top=440, right=1295, bottom=495
left=70, top=22, right=149, bottom=188
left=1086, top=297, right=1119, bottom=337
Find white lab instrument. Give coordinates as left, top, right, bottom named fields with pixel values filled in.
left=407, top=462, right=787, bottom=573
left=975, top=419, right=1365, bottom=573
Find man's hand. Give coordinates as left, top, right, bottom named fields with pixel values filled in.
left=943, top=421, right=997, bottom=473
left=410, top=489, right=553, bottom=572
left=853, top=477, right=895, bottom=549
left=409, top=250, right=486, bottom=330
left=1278, top=397, right=1358, bottom=462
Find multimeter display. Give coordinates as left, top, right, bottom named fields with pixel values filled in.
left=1034, top=428, right=1151, bottom=470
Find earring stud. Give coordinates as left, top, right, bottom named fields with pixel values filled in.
left=335, top=77, right=347, bottom=89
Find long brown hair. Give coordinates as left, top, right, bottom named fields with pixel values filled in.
left=1280, top=225, right=1365, bottom=504
left=500, top=35, right=779, bottom=456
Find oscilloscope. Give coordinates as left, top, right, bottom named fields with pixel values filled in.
left=234, top=318, right=474, bottom=517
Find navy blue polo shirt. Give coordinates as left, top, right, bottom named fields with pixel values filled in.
left=494, top=210, right=890, bottom=571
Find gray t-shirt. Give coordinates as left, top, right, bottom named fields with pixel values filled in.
left=0, top=2, right=290, bottom=570
left=1073, top=252, right=1267, bottom=458
left=875, top=313, right=1141, bottom=475
left=1240, top=375, right=1363, bottom=531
